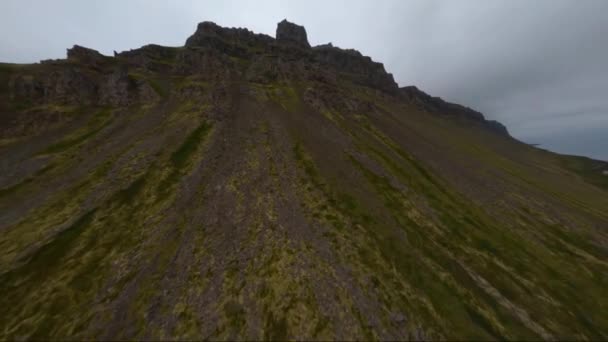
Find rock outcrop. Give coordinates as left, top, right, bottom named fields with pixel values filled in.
left=313, top=43, right=398, bottom=94
left=400, top=86, right=509, bottom=136
left=66, top=45, right=107, bottom=65
left=5, top=19, right=508, bottom=136
left=185, top=21, right=274, bottom=58
left=276, top=19, right=310, bottom=48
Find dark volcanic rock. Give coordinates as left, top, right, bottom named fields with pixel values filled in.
left=5, top=19, right=508, bottom=136
left=400, top=86, right=510, bottom=136
left=98, top=67, right=160, bottom=106
left=400, top=85, right=484, bottom=122
left=313, top=43, right=398, bottom=93
left=185, top=21, right=274, bottom=58
left=276, top=19, right=311, bottom=48
left=485, top=120, right=509, bottom=136
left=8, top=74, right=43, bottom=100
left=67, top=45, right=107, bottom=66
left=114, top=44, right=179, bottom=71
left=173, top=47, right=232, bottom=77
left=9, top=67, right=97, bottom=105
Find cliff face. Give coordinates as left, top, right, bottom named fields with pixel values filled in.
left=1, top=20, right=607, bottom=341
left=4, top=20, right=504, bottom=136
left=399, top=86, right=509, bottom=135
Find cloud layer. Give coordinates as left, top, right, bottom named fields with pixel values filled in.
left=1, top=0, right=606, bottom=159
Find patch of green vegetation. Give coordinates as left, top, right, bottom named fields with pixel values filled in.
left=346, top=154, right=540, bottom=339
left=128, top=72, right=168, bottom=98
left=293, top=142, right=320, bottom=183
left=0, top=163, right=54, bottom=199
left=156, top=121, right=214, bottom=202
left=290, top=103, right=608, bottom=338
left=176, top=77, right=209, bottom=90
left=115, top=174, right=147, bottom=205
left=27, top=103, right=79, bottom=114
left=41, top=108, right=113, bottom=154
left=148, top=78, right=168, bottom=98
left=559, top=154, right=608, bottom=191
left=171, top=122, right=213, bottom=168
left=252, top=82, right=300, bottom=111
left=224, top=300, right=246, bottom=332
left=264, top=310, right=288, bottom=341
left=464, top=304, right=505, bottom=340
left=0, top=209, right=97, bottom=290
left=229, top=56, right=250, bottom=70
left=127, top=72, right=145, bottom=81
left=291, top=141, right=454, bottom=336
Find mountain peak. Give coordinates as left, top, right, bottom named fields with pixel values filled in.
left=276, top=19, right=310, bottom=48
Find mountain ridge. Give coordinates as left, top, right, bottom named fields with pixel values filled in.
left=5, top=19, right=509, bottom=138
left=0, top=20, right=607, bottom=340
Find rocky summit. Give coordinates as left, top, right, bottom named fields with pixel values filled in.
left=0, top=20, right=607, bottom=340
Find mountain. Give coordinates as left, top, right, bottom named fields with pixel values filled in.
left=1, top=20, right=607, bottom=340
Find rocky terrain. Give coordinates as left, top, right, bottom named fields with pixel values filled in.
left=0, top=20, right=607, bottom=340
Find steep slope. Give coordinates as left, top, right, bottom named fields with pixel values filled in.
left=0, top=20, right=607, bottom=340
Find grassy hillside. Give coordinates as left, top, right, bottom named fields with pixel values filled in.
left=0, top=23, right=607, bottom=340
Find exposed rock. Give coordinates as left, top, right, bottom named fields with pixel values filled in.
left=9, top=74, right=42, bottom=100
left=313, top=44, right=397, bottom=93
left=185, top=21, right=274, bottom=58
left=43, top=69, right=97, bottom=104
left=5, top=19, right=508, bottom=136
left=173, top=47, right=232, bottom=78
left=400, top=86, right=509, bottom=136
left=276, top=19, right=310, bottom=48
left=98, top=68, right=130, bottom=106
left=114, top=44, right=180, bottom=71
left=9, top=68, right=97, bottom=105
left=98, top=67, right=159, bottom=106
left=67, top=45, right=107, bottom=66
left=245, top=55, right=281, bottom=83
left=400, top=85, right=484, bottom=122
left=485, top=120, right=509, bottom=136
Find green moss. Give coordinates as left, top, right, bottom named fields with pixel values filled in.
left=559, top=155, right=608, bottom=191
left=464, top=305, right=505, bottom=340
left=0, top=209, right=97, bottom=289
left=42, top=108, right=113, bottom=154
left=171, top=122, right=212, bottom=168
left=115, top=174, right=147, bottom=205
left=0, top=163, right=54, bottom=198
left=127, top=72, right=145, bottom=81
left=224, top=300, right=246, bottom=332
left=264, top=310, right=288, bottom=341
left=148, top=78, right=168, bottom=98
left=253, top=82, right=300, bottom=111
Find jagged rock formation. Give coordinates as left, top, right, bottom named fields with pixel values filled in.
left=276, top=19, right=311, bottom=48
left=5, top=20, right=507, bottom=136
left=0, top=20, right=607, bottom=341
left=400, top=85, right=509, bottom=135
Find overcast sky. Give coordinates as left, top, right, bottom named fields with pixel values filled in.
left=1, top=0, right=606, bottom=160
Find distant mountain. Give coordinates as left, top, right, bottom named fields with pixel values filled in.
left=0, top=20, right=607, bottom=340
